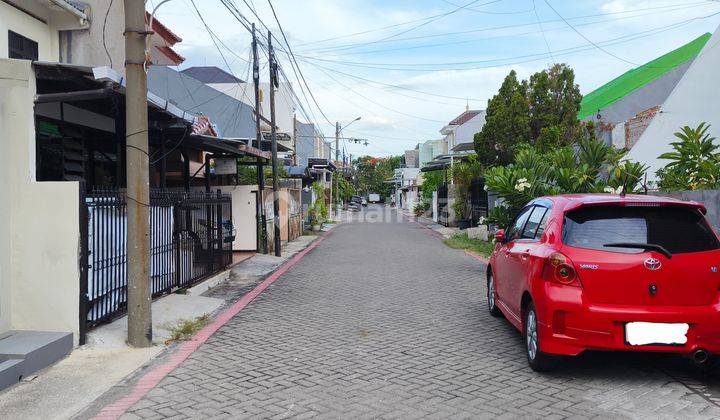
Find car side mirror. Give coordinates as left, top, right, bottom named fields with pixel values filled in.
left=494, top=229, right=505, bottom=243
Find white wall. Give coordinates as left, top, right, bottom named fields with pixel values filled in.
left=217, top=185, right=258, bottom=251
left=0, top=59, right=80, bottom=342
left=455, top=112, right=486, bottom=146
left=626, top=25, right=720, bottom=180
left=0, top=2, right=60, bottom=61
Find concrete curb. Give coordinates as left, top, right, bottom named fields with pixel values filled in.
left=92, top=235, right=327, bottom=420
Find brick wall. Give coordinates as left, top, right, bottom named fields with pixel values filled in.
left=625, top=106, right=660, bottom=149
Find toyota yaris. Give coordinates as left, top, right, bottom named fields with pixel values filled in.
left=487, top=194, right=720, bottom=371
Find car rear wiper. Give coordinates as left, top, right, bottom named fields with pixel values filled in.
left=603, top=243, right=672, bottom=259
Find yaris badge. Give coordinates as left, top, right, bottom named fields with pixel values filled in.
left=644, top=257, right=662, bottom=271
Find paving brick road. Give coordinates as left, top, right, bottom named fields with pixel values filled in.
left=92, top=206, right=720, bottom=419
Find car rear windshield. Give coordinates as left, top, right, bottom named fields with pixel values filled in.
left=563, top=205, right=720, bottom=254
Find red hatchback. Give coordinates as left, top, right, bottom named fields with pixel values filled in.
left=487, top=194, right=720, bottom=371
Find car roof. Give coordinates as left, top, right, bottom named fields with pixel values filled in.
left=536, top=193, right=706, bottom=213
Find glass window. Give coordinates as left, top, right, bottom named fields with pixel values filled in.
left=521, top=207, right=548, bottom=240
left=506, top=207, right=533, bottom=242
left=563, top=205, right=720, bottom=254
left=8, top=31, right=38, bottom=61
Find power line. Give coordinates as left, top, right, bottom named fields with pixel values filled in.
left=296, top=12, right=720, bottom=72
left=542, top=0, right=641, bottom=67
left=266, top=0, right=334, bottom=126
left=439, top=0, right=534, bottom=15
left=308, top=61, right=447, bottom=124
left=298, top=4, right=719, bottom=68
left=299, top=1, right=716, bottom=53
left=294, top=0, right=500, bottom=47
left=364, top=0, right=501, bottom=47
left=532, top=0, right=556, bottom=63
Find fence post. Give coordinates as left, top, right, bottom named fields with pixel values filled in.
left=216, top=189, right=223, bottom=269
left=78, top=182, right=89, bottom=345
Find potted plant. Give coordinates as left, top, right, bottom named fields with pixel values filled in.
left=453, top=192, right=472, bottom=230
left=452, top=159, right=482, bottom=230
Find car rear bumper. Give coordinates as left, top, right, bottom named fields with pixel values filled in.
left=536, top=283, right=720, bottom=356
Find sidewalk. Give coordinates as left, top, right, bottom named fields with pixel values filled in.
left=0, top=225, right=337, bottom=420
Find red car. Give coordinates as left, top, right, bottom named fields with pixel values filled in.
left=487, top=194, right=720, bottom=371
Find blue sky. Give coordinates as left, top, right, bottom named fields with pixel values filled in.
left=153, top=0, right=720, bottom=157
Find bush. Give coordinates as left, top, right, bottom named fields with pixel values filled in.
left=656, top=123, right=720, bottom=191
left=414, top=200, right=430, bottom=216
left=484, top=137, right=647, bottom=226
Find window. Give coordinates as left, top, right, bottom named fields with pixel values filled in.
left=505, top=206, right=533, bottom=242
left=8, top=31, right=38, bottom=61
left=563, top=205, right=720, bottom=254
left=521, top=206, right=549, bottom=240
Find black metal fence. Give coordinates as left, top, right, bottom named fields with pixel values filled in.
left=437, top=184, right=450, bottom=226
left=79, top=188, right=233, bottom=340
left=469, top=179, right=489, bottom=226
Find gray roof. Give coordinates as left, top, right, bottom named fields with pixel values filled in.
left=180, top=66, right=245, bottom=84
left=148, top=66, right=255, bottom=138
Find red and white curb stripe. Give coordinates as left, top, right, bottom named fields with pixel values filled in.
left=93, top=237, right=326, bottom=420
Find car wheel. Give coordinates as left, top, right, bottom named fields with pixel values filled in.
left=487, top=271, right=502, bottom=317
left=524, top=302, right=557, bottom=372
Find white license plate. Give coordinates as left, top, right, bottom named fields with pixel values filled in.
left=625, top=322, right=689, bottom=346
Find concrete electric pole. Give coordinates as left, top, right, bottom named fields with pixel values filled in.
left=124, top=0, right=152, bottom=347
left=268, top=32, right=281, bottom=257
left=335, top=121, right=340, bottom=215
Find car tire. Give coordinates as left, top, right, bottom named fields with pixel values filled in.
left=487, top=271, right=502, bottom=318
left=524, top=302, right=558, bottom=372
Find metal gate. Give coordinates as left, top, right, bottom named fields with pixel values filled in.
left=437, top=183, right=449, bottom=226
left=469, top=179, right=489, bottom=226
left=79, top=188, right=233, bottom=342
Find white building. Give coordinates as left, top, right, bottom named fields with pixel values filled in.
left=1, top=0, right=184, bottom=69
left=626, top=25, right=720, bottom=180
left=440, top=109, right=486, bottom=153
left=182, top=67, right=298, bottom=154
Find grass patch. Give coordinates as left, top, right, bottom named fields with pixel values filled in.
left=164, top=314, right=212, bottom=343
left=444, top=233, right=494, bottom=257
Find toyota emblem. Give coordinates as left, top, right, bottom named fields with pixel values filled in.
left=644, top=257, right=662, bottom=271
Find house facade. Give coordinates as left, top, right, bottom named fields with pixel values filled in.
left=626, top=26, right=720, bottom=180
left=580, top=33, right=710, bottom=150
left=1, top=0, right=184, bottom=70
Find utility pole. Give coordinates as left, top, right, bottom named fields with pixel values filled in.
left=335, top=121, right=340, bottom=216
left=252, top=23, right=267, bottom=254
left=292, top=112, right=297, bottom=165
left=268, top=31, right=281, bottom=257
left=124, top=0, right=151, bottom=347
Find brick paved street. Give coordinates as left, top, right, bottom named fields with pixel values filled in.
left=91, top=206, right=720, bottom=419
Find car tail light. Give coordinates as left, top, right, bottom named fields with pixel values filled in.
left=544, top=252, right=581, bottom=287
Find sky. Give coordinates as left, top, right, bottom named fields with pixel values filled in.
left=151, top=0, right=720, bottom=158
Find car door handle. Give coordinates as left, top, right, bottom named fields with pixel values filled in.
left=520, top=250, right=530, bottom=260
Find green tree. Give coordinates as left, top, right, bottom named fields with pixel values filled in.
left=474, top=64, right=583, bottom=163
left=656, top=123, right=720, bottom=191
left=354, top=155, right=404, bottom=197
left=474, top=70, right=530, bottom=166
left=528, top=63, right=582, bottom=149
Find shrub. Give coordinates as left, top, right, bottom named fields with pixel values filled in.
left=656, top=123, right=720, bottom=191
left=484, top=137, right=647, bottom=227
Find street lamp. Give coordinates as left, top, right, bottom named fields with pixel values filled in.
left=340, top=116, right=362, bottom=131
